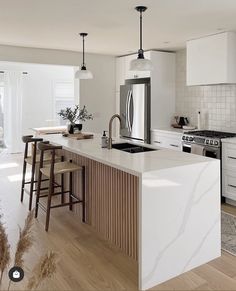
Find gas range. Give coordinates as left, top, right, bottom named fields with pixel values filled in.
left=182, top=130, right=236, bottom=148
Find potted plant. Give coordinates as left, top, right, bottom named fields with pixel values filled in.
left=58, top=105, right=93, bottom=134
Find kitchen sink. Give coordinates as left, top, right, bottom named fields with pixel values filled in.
left=112, top=142, right=157, bottom=153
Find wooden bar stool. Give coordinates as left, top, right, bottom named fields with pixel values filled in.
left=35, top=142, right=85, bottom=231
left=21, top=135, right=44, bottom=210
left=21, top=136, right=62, bottom=210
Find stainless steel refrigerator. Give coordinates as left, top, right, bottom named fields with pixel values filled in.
left=120, top=78, right=150, bottom=143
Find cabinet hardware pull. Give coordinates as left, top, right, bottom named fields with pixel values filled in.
left=170, top=144, right=179, bottom=147
left=228, top=156, right=236, bottom=160
left=154, top=141, right=161, bottom=144
left=228, top=184, right=236, bottom=188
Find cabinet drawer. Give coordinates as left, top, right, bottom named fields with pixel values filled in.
left=164, top=138, right=182, bottom=151
left=151, top=134, right=182, bottom=151
left=151, top=135, right=167, bottom=147
left=222, top=143, right=236, bottom=170
left=222, top=169, right=236, bottom=201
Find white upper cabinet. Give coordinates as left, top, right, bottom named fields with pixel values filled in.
left=115, top=57, right=125, bottom=91
left=187, top=32, right=236, bottom=86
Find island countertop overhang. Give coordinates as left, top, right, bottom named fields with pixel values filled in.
left=40, top=134, right=219, bottom=176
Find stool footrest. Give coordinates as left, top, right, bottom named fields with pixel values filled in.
left=50, top=200, right=82, bottom=209
left=39, top=190, right=70, bottom=198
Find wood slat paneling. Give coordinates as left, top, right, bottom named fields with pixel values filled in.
left=60, top=150, right=139, bottom=260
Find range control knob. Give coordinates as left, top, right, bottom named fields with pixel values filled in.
left=186, top=136, right=189, bottom=141
left=210, top=140, right=213, bottom=145
left=206, top=139, right=209, bottom=144
left=214, top=140, right=219, bottom=146
left=182, top=136, right=185, bottom=140
left=189, top=137, right=193, bottom=141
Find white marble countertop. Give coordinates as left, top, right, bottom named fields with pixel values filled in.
left=151, top=127, right=185, bottom=135
left=42, top=133, right=216, bottom=176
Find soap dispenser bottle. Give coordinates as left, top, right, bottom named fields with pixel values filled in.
left=101, top=131, right=108, bottom=148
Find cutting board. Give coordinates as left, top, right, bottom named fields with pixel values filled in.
left=63, top=133, right=94, bottom=140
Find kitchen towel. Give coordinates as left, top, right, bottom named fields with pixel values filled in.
left=191, top=144, right=205, bottom=156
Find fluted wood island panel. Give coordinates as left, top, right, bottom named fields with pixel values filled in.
left=62, top=149, right=139, bottom=260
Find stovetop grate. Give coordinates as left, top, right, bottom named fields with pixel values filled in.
left=185, top=130, right=236, bottom=139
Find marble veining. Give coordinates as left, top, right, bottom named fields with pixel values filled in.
left=140, top=160, right=220, bottom=290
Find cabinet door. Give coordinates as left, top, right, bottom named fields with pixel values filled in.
left=222, top=169, right=236, bottom=201
left=222, top=143, right=236, bottom=171
left=116, top=57, right=125, bottom=91
left=151, top=132, right=182, bottom=151
left=186, top=32, right=236, bottom=85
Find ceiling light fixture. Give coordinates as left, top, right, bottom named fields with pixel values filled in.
left=130, top=6, right=153, bottom=71
left=75, top=33, right=93, bottom=79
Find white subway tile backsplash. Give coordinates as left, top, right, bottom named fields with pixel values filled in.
left=175, top=49, right=236, bottom=132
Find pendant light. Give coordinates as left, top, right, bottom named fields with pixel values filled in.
left=75, top=33, right=93, bottom=79
left=130, top=6, right=153, bottom=71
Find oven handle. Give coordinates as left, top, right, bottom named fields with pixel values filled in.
left=182, top=143, right=191, bottom=147
left=228, top=184, right=236, bottom=189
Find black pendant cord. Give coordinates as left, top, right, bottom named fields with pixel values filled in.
left=80, top=32, right=88, bottom=70
left=135, top=6, right=146, bottom=59
left=139, top=10, right=143, bottom=51
left=82, top=35, right=85, bottom=66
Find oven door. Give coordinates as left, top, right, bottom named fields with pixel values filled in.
left=182, top=142, right=220, bottom=159
left=182, top=142, right=191, bottom=153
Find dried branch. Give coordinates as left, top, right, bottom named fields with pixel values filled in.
left=0, top=214, right=10, bottom=284
left=14, top=210, right=34, bottom=268
left=27, top=251, right=58, bottom=290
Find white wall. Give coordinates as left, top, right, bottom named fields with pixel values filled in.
left=79, top=55, right=116, bottom=134
left=0, top=62, right=74, bottom=135
left=0, top=44, right=116, bottom=135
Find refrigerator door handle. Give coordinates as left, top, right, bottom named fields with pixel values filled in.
left=129, top=91, right=133, bottom=130
left=127, top=90, right=132, bottom=132
left=126, top=90, right=131, bottom=129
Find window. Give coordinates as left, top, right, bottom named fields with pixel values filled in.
left=54, top=81, right=75, bottom=125
left=0, top=75, right=5, bottom=147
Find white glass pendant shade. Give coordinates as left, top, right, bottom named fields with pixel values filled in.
left=130, top=6, right=153, bottom=72
left=75, top=32, right=93, bottom=79
left=75, top=68, right=93, bottom=79
left=130, top=57, right=153, bottom=71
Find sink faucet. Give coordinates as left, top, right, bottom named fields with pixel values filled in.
left=108, top=114, right=121, bottom=149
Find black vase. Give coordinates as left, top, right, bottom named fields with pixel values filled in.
left=68, top=124, right=74, bottom=134
left=74, top=124, right=83, bottom=132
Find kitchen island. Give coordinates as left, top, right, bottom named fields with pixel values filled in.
left=41, top=134, right=221, bottom=290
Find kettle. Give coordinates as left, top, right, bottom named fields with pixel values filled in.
left=178, top=117, right=189, bottom=127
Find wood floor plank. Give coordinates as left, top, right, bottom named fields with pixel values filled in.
left=193, top=263, right=236, bottom=290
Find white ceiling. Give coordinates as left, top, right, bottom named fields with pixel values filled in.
left=1, top=0, right=236, bottom=56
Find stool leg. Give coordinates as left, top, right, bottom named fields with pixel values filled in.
left=20, top=160, right=27, bottom=202
left=69, top=172, right=73, bottom=211
left=61, top=173, right=64, bottom=204
left=82, top=166, right=86, bottom=223
left=35, top=170, right=42, bottom=218
left=29, top=162, right=36, bottom=211
left=45, top=176, right=53, bottom=231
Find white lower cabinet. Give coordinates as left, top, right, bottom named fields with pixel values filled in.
left=222, top=169, right=236, bottom=201
left=222, top=141, right=236, bottom=201
left=151, top=130, right=182, bottom=151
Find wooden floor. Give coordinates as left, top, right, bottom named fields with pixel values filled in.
left=0, top=152, right=236, bottom=290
